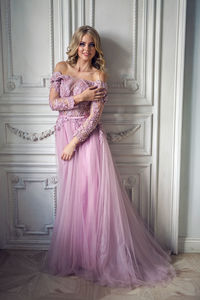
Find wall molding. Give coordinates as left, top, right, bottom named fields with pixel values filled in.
left=154, top=0, right=187, bottom=253
left=171, top=0, right=187, bottom=254
left=89, top=0, right=95, bottom=27
left=12, top=176, right=57, bottom=237
left=3, top=0, right=54, bottom=91
left=178, top=237, right=200, bottom=253
left=151, top=0, right=161, bottom=236
left=118, top=163, right=151, bottom=228
left=2, top=168, right=57, bottom=248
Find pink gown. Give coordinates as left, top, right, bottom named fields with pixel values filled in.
left=44, top=71, right=176, bottom=288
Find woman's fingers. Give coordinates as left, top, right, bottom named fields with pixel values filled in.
left=88, top=86, right=106, bottom=100
left=62, top=156, right=68, bottom=160
left=89, top=86, right=98, bottom=90
left=96, top=90, right=106, bottom=96
left=89, top=86, right=105, bottom=92
left=61, top=153, right=72, bottom=161
left=94, top=95, right=105, bottom=99
left=61, top=152, right=67, bottom=160
left=94, top=90, right=106, bottom=99
left=95, top=88, right=106, bottom=95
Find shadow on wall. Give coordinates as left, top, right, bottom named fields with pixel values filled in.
left=179, top=0, right=198, bottom=237
left=101, top=35, right=133, bottom=82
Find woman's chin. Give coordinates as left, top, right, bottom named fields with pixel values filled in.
left=80, top=55, right=92, bottom=61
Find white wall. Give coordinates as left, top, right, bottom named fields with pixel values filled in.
left=179, top=0, right=200, bottom=252
left=0, top=0, right=162, bottom=249
left=0, top=0, right=186, bottom=252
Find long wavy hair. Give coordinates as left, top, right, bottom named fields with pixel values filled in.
left=66, top=25, right=106, bottom=72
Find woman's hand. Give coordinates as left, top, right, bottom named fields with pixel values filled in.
left=82, top=86, right=106, bottom=101
left=61, top=142, right=76, bottom=161
left=74, top=86, right=106, bottom=104
left=61, top=137, right=79, bottom=161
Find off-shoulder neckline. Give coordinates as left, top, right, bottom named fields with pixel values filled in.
left=52, top=71, right=107, bottom=84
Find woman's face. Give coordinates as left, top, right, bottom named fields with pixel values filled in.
left=77, top=34, right=96, bottom=62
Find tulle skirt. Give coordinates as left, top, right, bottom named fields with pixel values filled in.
left=44, top=119, right=176, bottom=288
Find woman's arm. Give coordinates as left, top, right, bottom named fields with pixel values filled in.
left=49, top=62, right=106, bottom=111
left=61, top=100, right=105, bottom=160
left=60, top=71, right=108, bottom=160
left=49, top=84, right=105, bottom=111
left=72, top=73, right=108, bottom=144
left=49, top=62, right=78, bottom=111
left=72, top=99, right=105, bottom=143
left=49, top=85, right=83, bottom=111
left=60, top=100, right=105, bottom=161
left=49, top=90, right=75, bottom=111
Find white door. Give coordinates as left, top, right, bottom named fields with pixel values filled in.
left=0, top=0, right=186, bottom=253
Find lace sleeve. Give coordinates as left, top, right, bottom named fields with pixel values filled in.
left=72, top=81, right=108, bottom=143
left=49, top=71, right=75, bottom=111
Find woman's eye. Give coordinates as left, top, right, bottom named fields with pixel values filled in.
left=79, top=42, right=95, bottom=47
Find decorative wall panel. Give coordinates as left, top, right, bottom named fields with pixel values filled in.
left=118, top=163, right=151, bottom=228
left=4, top=169, right=57, bottom=248
left=0, top=0, right=186, bottom=251
left=0, top=0, right=156, bottom=249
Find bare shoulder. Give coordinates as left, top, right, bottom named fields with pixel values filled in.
left=53, top=61, right=68, bottom=73
left=97, top=70, right=108, bottom=82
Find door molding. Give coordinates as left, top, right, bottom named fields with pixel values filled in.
left=171, top=0, right=187, bottom=254
left=155, top=0, right=187, bottom=254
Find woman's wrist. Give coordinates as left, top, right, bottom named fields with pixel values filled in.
left=70, top=136, right=79, bottom=148
left=73, top=94, right=83, bottom=104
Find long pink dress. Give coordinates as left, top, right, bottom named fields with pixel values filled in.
left=44, top=71, right=176, bottom=288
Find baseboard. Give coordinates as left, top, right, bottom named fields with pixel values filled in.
left=178, top=237, right=200, bottom=253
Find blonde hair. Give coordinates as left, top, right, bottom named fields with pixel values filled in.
left=66, top=25, right=106, bottom=72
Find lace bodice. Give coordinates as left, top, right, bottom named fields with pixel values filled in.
left=49, top=71, right=108, bottom=143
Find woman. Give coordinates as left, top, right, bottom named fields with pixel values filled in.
left=44, top=25, right=176, bottom=288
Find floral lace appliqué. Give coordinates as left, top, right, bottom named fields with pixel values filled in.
left=49, top=71, right=108, bottom=144
left=72, top=100, right=105, bottom=143
left=49, top=96, right=75, bottom=111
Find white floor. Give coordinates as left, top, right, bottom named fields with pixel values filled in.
left=0, top=250, right=199, bottom=300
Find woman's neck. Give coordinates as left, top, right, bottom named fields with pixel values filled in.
left=75, top=59, right=93, bottom=72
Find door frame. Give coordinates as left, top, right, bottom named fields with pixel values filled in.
left=155, top=0, right=187, bottom=254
